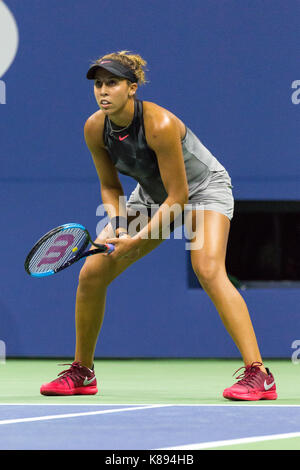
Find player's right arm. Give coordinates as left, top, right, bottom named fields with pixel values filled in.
left=84, top=112, right=128, bottom=235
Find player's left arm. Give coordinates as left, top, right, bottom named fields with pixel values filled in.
left=133, top=108, right=189, bottom=243
left=106, top=107, right=189, bottom=257
left=147, top=110, right=189, bottom=205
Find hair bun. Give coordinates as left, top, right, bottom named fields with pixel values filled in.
left=95, top=51, right=148, bottom=85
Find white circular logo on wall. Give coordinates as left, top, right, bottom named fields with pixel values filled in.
left=0, top=1, right=19, bottom=78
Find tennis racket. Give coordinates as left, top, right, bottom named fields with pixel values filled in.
left=24, top=223, right=115, bottom=277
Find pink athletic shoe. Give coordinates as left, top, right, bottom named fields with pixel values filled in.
left=223, top=362, right=277, bottom=401
left=40, top=361, right=98, bottom=396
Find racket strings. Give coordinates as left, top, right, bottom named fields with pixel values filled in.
left=28, top=228, right=87, bottom=273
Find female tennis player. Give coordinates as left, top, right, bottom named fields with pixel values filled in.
left=40, top=51, right=277, bottom=400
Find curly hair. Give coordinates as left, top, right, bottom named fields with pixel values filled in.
left=94, top=50, right=148, bottom=85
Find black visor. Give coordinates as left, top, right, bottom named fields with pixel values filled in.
left=86, top=59, right=138, bottom=83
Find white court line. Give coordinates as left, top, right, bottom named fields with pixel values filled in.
left=159, top=431, right=300, bottom=450
left=1, top=403, right=300, bottom=407
left=0, top=404, right=170, bottom=426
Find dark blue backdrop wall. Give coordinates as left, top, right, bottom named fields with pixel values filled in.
left=1, top=0, right=299, bottom=358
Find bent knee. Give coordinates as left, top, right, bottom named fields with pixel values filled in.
left=78, top=259, right=114, bottom=288
left=192, top=257, right=225, bottom=285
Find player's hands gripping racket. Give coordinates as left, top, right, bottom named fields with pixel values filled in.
left=24, top=223, right=115, bottom=277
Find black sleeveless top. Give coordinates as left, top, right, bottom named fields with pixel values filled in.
left=103, top=99, right=168, bottom=203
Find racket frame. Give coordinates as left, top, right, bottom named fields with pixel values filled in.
left=25, top=223, right=113, bottom=277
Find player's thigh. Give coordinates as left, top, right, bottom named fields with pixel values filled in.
left=79, top=215, right=164, bottom=285
left=188, top=210, right=230, bottom=279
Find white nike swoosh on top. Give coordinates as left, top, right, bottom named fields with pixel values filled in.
left=83, top=376, right=96, bottom=386
left=264, top=379, right=275, bottom=391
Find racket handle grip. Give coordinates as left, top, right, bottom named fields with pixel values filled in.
left=105, top=243, right=115, bottom=254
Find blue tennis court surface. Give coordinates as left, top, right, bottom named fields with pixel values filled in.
left=1, top=404, right=300, bottom=450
